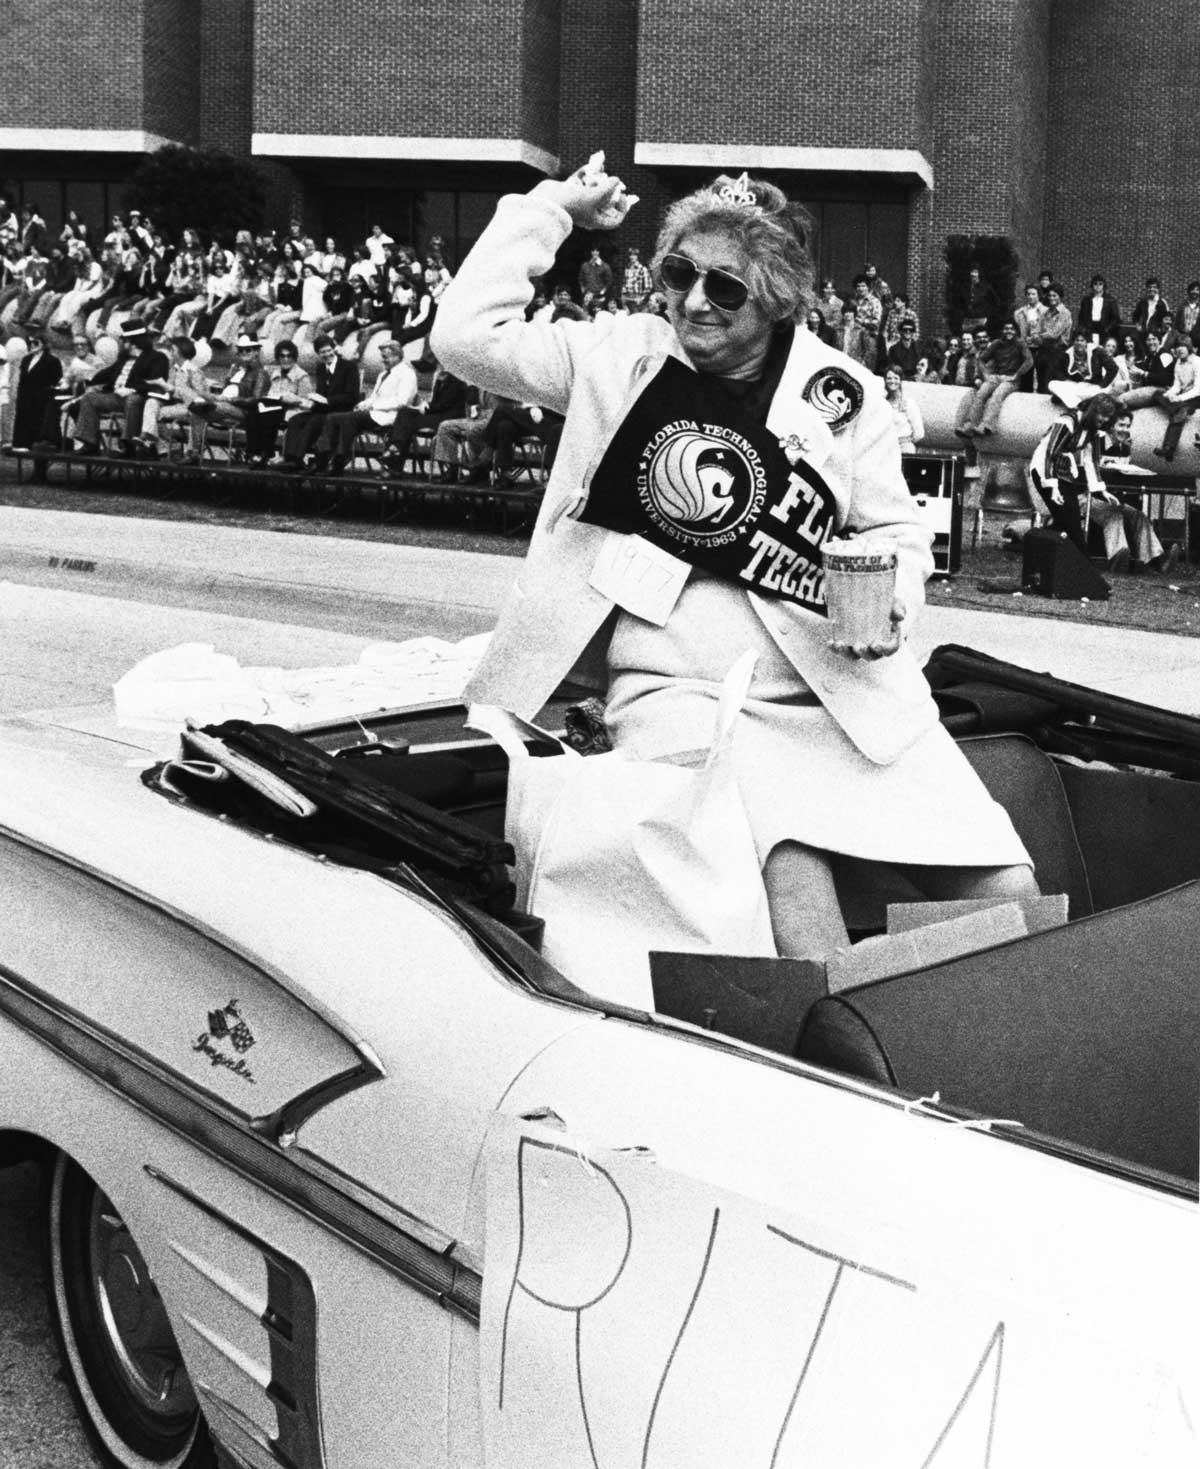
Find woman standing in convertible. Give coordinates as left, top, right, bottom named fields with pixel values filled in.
left=433, top=154, right=1036, bottom=960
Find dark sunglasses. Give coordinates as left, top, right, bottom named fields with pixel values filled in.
left=659, top=253, right=750, bottom=313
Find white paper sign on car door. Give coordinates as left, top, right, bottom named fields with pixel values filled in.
left=480, top=1118, right=1193, bottom=1469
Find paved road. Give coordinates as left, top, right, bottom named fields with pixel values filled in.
left=0, top=1164, right=99, bottom=1468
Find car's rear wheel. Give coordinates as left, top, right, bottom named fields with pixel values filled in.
left=45, top=1153, right=215, bottom=1469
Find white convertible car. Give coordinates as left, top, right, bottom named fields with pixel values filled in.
left=0, top=646, right=1195, bottom=1469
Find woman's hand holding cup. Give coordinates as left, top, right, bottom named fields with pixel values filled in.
left=822, top=538, right=905, bottom=660
left=829, top=597, right=906, bottom=660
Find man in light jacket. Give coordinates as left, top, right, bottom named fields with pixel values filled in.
left=315, top=339, right=416, bottom=474
left=1152, top=339, right=1200, bottom=461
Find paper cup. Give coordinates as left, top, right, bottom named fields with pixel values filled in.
left=822, top=538, right=897, bottom=646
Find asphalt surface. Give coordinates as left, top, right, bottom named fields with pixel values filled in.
left=0, top=1165, right=98, bottom=1468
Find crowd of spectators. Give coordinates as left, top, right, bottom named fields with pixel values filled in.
left=3, top=189, right=1199, bottom=473
left=0, top=197, right=530, bottom=477
left=813, top=262, right=1200, bottom=458
left=0, top=197, right=455, bottom=361
left=0, top=201, right=683, bottom=477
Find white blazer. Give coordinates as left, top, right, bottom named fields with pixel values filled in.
left=433, top=190, right=938, bottom=765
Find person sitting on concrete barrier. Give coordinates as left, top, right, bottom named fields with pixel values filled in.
left=939, top=334, right=962, bottom=383
left=1120, top=329, right=1175, bottom=411
left=1116, top=332, right=1142, bottom=394
left=211, top=269, right=273, bottom=349
left=954, top=320, right=1031, bottom=437
left=48, top=246, right=105, bottom=338
left=1099, top=336, right=1131, bottom=396
left=913, top=352, right=942, bottom=385
left=1060, top=326, right=1118, bottom=398
left=1151, top=337, right=1200, bottom=462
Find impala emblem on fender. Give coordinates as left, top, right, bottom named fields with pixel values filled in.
left=193, top=998, right=257, bottom=1083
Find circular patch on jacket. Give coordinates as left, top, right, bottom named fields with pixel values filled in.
left=802, top=367, right=864, bottom=431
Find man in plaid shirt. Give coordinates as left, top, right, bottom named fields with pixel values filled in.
left=620, top=247, right=652, bottom=311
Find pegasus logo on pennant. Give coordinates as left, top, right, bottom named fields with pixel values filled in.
left=637, top=423, right=767, bottom=548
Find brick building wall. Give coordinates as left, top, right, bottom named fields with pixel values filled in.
left=198, top=0, right=304, bottom=228
left=6, top=0, right=144, bottom=130
left=199, top=0, right=255, bottom=156
left=142, top=0, right=200, bottom=144
left=252, top=0, right=556, bottom=148
left=1044, top=0, right=1200, bottom=316
left=1006, top=0, right=1050, bottom=290
left=636, top=0, right=931, bottom=152
left=557, top=0, right=668, bottom=262
left=922, top=0, right=1052, bottom=332
left=521, top=0, right=563, bottom=158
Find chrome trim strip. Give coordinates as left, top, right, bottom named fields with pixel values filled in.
left=185, top=1317, right=273, bottom=1389
left=0, top=966, right=482, bottom=1320
left=196, top=1382, right=282, bottom=1465
left=160, top=1175, right=325, bottom=1467
left=0, top=823, right=386, bottom=1078
left=169, top=1240, right=269, bottom=1318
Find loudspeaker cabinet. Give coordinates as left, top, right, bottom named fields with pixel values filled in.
left=901, top=452, right=964, bottom=576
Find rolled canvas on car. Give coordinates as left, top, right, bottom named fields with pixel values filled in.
left=470, top=651, right=774, bottom=1010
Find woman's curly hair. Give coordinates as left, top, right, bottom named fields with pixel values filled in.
left=651, top=175, right=815, bottom=324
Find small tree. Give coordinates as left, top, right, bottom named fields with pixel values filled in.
left=944, top=233, right=1020, bottom=332
left=122, top=145, right=269, bottom=245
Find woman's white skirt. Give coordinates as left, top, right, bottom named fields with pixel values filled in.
left=604, top=580, right=1029, bottom=870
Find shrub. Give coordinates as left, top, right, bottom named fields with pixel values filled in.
left=122, top=145, right=269, bottom=245
left=944, top=233, right=1020, bottom=332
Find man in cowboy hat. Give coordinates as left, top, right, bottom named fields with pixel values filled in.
left=181, top=332, right=270, bottom=461
left=70, top=320, right=169, bottom=455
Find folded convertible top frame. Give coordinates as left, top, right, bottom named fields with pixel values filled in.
left=925, top=643, right=1200, bottom=776
left=190, top=719, right=516, bottom=912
